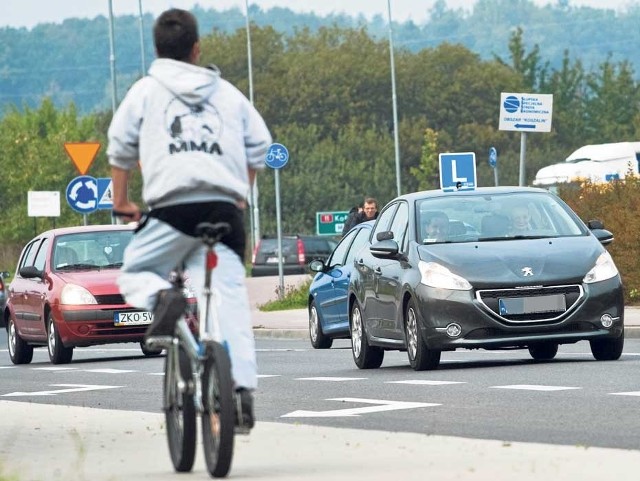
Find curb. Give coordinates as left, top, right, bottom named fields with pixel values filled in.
left=253, top=328, right=308, bottom=340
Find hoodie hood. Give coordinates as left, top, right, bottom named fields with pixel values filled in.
left=148, top=58, right=219, bottom=106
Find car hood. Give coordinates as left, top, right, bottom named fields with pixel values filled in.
left=54, top=269, right=121, bottom=294
left=417, top=236, right=605, bottom=287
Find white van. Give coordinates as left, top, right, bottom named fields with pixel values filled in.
left=533, top=141, right=640, bottom=186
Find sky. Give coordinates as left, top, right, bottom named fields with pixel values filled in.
left=3, top=0, right=639, bottom=29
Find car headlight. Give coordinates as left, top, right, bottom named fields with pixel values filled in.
left=583, top=251, right=619, bottom=284
left=419, top=261, right=472, bottom=290
left=60, top=284, right=98, bottom=305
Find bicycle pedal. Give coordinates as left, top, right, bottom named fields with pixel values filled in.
left=145, top=335, right=173, bottom=349
left=234, top=425, right=251, bottom=435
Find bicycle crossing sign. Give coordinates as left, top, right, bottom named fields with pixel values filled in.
left=265, top=143, right=289, bottom=169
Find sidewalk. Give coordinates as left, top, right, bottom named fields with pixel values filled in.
left=251, top=307, right=640, bottom=340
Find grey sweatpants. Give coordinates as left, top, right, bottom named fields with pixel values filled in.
left=117, top=217, right=257, bottom=390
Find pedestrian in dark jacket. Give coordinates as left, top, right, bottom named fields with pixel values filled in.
left=342, top=197, right=378, bottom=235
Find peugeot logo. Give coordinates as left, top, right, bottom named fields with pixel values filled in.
left=522, top=267, right=533, bottom=277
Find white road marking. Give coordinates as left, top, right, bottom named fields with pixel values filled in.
left=387, top=380, right=466, bottom=385
left=282, top=397, right=440, bottom=418
left=258, top=374, right=281, bottom=378
left=295, top=377, right=366, bottom=382
left=83, top=369, right=137, bottom=374
left=2, top=383, right=123, bottom=397
left=32, top=367, right=78, bottom=371
left=0, top=366, right=16, bottom=369
left=491, top=384, right=581, bottom=391
left=609, top=391, right=640, bottom=396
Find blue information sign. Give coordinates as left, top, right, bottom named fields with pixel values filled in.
left=66, top=175, right=98, bottom=214
left=439, top=152, right=477, bottom=191
left=488, top=147, right=498, bottom=168
left=265, top=143, right=289, bottom=169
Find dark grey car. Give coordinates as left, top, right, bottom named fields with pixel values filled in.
left=251, top=235, right=337, bottom=277
left=348, top=187, right=624, bottom=371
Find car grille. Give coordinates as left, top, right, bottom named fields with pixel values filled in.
left=94, top=294, right=126, bottom=305
left=475, top=284, right=583, bottom=324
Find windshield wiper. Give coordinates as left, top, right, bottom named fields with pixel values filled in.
left=56, top=263, right=100, bottom=271
left=102, top=262, right=124, bottom=269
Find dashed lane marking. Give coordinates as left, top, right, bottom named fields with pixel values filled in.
left=490, top=384, right=581, bottom=391
left=295, top=377, right=367, bottom=382
left=387, top=380, right=466, bottom=385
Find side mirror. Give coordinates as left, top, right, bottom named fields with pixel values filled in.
left=376, top=231, right=394, bottom=242
left=592, top=229, right=614, bottom=246
left=370, top=239, right=399, bottom=259
left=587, top=219, right=605, bottom=230
left=0, top=271, right=9, bottom=279
left=308, top=259, right=326, bottom=273
left=19, top=266, right=44, bottom=279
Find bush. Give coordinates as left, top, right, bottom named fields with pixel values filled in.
left=558, top=177, right=640, bottom=303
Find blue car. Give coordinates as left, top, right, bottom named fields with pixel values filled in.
left=307, top=221, right=374, bottom=348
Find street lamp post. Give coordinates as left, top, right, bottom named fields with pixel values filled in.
left=387, top=0, right=401, bottom=197
left=137, top=0, right=146, bottom=75
left=107, top=0, right=118, bottom=114
left=245, top=0, right=260, bottom=253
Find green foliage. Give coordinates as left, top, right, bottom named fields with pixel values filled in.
left=410, top=128, right=439, bottom=191
left=258, top=278, right=312, bottom=311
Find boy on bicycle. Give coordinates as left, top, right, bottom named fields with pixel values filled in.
left=107, top=8, right=271, bottom=430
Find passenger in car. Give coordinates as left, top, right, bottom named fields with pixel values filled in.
left=509, top=204, right=534, bottom=234
left=422, top=211, right=449, bottom=242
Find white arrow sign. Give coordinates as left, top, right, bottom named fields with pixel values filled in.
left=2, top=384, right=122, bottom=397
left=281, top=397, right=440, bottom=418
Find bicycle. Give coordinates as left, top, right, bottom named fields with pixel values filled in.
left=116, top=212, right=242, bottom=478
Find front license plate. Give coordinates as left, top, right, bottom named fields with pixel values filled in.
left=114, top=311, right=153, bottom=326
left=498, top=294, right=566, bottom=315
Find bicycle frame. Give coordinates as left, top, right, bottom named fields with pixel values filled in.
left=162, top=245, right=223, bottom=414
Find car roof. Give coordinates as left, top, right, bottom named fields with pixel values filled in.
left=396, top=186, right=551, bottom=203
left=35, top=223, right=136, bottom=238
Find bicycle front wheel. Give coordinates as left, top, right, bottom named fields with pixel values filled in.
left=164, top=343, right=197, bottom=472
left=201, top=340, right=235, bottom=478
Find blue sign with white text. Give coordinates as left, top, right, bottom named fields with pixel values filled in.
left=265, top=143, right=289, bottom=169
left=439, top=152, right=477, bottom=191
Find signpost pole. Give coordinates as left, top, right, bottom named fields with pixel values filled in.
left=274, top=169, right=284, bottom=300
left=264, top=142, right=289, bottom=301
left=519, top=132, right=527, bottom=186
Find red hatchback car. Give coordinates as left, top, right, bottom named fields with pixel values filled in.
left=2, top=224, right=197, bottom=364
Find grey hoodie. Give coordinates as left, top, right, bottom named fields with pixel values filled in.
left=108, top=58, right=272, bottom=208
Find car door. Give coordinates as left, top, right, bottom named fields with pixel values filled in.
left=376, top=201, right=409, bottom=340
left=312, top=229, right=358, bottom=326
left=357, top=203, right=398, bottom=339
left=330, top=225, right=372, bottom=330
left=21, top=236, right=50, bottom=337
left=9, top=238, right=45, bottom=338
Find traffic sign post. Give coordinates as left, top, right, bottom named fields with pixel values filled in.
left=265, top=143, right=290, bottom=299
left=498, top=93, right=553, bottom=186
left=438, top=152, right=477, bottom=191
left=316, top=211, right=349, bottom=235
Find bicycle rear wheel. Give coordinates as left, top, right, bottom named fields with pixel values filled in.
left=164, top=343, right=197, bottom=472
left=201, top=340, right=235, bottom=478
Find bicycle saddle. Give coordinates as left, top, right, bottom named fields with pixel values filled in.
left=196, top=222, right=232, bottom=244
